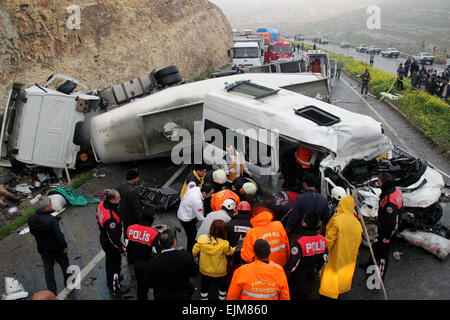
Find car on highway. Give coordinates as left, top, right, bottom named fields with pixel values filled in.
left=317, top=38, right=329, bottom=44
left=356, top=44, right=368, bottom=53
left=367, top=46, right=381, bottom=54
left=381, top=48, right=400, bottom=58
left=340, top=41, right=350, bottom=48
left=413, top=52, right=435, bottom=65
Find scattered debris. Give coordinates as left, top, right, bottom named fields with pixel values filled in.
left=0, top=185, right=22, bottom=201
left=83, top=276, right=97, bottom=287
left=7, top=207, right=18, bottom=214
left=399, top=229, right=450, bottom=260
left=14, top=184, right=33, bottom=197
left=1, top=277, right=29, bottom=300
left=393, top=251, right=404, bottom=261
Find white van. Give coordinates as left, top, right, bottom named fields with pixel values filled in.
left=303, top=50, right=333, bottom=83
left=202, top=80, right=444, bottom=223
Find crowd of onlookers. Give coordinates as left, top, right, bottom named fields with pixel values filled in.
left=397, top=57, right=449, bottom=102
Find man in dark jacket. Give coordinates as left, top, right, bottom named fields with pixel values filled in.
left=148, top=228, right=199, bottom=300
left=404, top=57, right=412, bottom=78
left=125, top=208, right=161, bottom=300
left=284, top=212, right=328, bottom=300
left=115, top=168, right=145, bottom=237
left=96, top=189, right=126, bottom=295
left=373, top=173, right=403, bottom=280
left=28, top=196, right=70, bottom=295
left=227, top=201, right=253, bottom=282
left=286, top=174, right=329, bottom=245
left=397, top=63, right=405, bottom=90
left=360, top=173, right=403, bottom=280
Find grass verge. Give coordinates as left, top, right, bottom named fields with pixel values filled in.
left=291, top=41, right=449, bottom=159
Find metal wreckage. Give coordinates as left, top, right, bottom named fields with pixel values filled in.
left=0, top=61, right=448, bottom=260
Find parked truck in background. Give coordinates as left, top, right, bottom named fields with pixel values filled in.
left=230, top=34, right=265, bottom=69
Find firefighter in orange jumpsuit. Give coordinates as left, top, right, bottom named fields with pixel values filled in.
left=241, top=210, right=290, bottom=267
left=227, top=239, right=290, bottom=300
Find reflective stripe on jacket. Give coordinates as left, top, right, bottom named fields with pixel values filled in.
left=241, top=211, right=290, bottom=267
left=227, top=260, right=290, bottom=300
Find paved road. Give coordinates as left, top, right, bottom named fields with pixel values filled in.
left=300, top=40, right=448, bottom=75
left=0, top=72, right=448, bottom=301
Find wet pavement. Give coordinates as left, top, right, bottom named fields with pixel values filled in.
left=0, top=71, right=448, bottom=301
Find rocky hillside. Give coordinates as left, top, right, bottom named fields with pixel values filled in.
left=0, top=0, right=232, bottom=112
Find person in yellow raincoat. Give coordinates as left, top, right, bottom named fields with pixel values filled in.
left=319, top=195, right=362, bottom=299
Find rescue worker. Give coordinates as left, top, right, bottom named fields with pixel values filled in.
left=125, top=208, right=161, bottom=300
left=221, top=145, right=251, bottom=184
left=231, top=176, right=258, bottom=203
left=319, top=196, right=362, bottom=300
left=96, top=189, right=127, bottom=296
left=28, top=196, right=70, bottom=295
left=360, top=173, right=403, bottom=280
left=177, top=182, right=215, bottom=253
left=227, top=201, right=253, bottom=281
left=294, top=145, right=319, bottom=183
left=286, top=174, right=329, bottom=243
left=193, top=220, right=236, bottom=300
left=329, top=186, right=348, bottom=218
left=241, top=210, right=290, bottom=267
left=202, top=169, right=228, bottom=214
left=260, top=192, right=294, bottom=225
left=210, top=189, right=240, bottom=213
left=148, top=228, right=199, bottom=300
left=115, top=168, right=145, bottom=263
left=284, top=212, right=328, bottom=300
left=196, top=198, right=236, bottom=239
left=227, top=239, right=290, bottom=300
left=179, top=163, right=208, bottom=200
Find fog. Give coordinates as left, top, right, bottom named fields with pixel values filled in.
left=209, top=0, right=386, bottom=30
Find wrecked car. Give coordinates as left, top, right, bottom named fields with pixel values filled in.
left=201, top=80, right=446, bottom=238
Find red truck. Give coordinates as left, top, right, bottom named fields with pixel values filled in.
left=267, top=40, right=294, bottom=63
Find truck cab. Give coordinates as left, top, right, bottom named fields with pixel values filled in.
left=231, top=42, right=263, bottom=69
left=0, top=75, right=100, bottom=169
left=268, top=41, right=294, bottom=63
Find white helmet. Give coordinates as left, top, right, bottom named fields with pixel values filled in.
left=222, top=198, right=236, bottom=211
left=242, top=182, right=257, bottom=195
left=212, top=169, right=227, bottom=184
left=331, top=186, right=347, bottom=201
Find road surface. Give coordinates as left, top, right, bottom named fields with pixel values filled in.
left=300, top=40, right=448, bottom=75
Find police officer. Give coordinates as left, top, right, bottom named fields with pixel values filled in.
left=96, top=189, right=126, bottom=296
left=126, top=208, right=161, bottom=300
left=372, top=173, right=403, bottom=280
left=284, top=212, right=328, bottom=300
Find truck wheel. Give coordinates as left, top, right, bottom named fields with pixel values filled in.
left=159, top=73, right=182, bottom=86
left=155, top=65, right=179, bottom=79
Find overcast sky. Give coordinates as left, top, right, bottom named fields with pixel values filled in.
left=209, top=0, right=385, bottom=27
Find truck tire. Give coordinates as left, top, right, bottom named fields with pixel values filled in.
left=155, top=65, right=179, bottom=79
left=159, top=73, right=182, bottom=86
